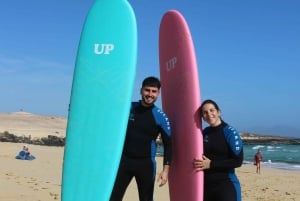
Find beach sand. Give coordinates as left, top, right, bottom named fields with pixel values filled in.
left=0, top=112, right=67, bottom=139
left=1, top=142, right=299, bottom=201
left=1, top=112, right=299, bottom=200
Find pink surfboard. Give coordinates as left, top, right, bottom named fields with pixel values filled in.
left=159, top=10, right=204, bottom=201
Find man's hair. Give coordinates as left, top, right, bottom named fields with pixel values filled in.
left=142, top=76, right=161, bottom=89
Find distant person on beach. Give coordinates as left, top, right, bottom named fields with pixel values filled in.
left=193, top=99, right=243, bottom=201
left=15, top=144, right=36, bottom=160
left=254, top=149, right=263, bottom=174
left=110, top=77, right=172, bottom=201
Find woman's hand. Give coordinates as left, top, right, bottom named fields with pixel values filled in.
left=193, top=155, right=211, bottom=171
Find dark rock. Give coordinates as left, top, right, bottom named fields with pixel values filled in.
left=0, top=131, right=65, bottom=146
left=240, top=133, right=300, bottom=145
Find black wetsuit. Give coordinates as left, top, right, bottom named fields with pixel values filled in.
left=203, top=121, right=243, bottom=201
left=110, top=101, right=172, bottom=201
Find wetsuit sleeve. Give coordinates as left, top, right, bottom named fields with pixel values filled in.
left=154, top=109, right=172, bottom=166
left=160, top=127, right=172, bottom=166
left=210, top=126, right=243, bottom=169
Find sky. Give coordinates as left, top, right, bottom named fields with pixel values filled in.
left=1, top=1, right=299, bottom=137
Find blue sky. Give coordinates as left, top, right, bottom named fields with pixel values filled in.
left=1, top=1, right=299, bottom=137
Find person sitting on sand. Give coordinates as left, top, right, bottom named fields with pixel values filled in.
left=16, top=145, right=36, bottom=160
left=254, top=149, right=263, bottom=174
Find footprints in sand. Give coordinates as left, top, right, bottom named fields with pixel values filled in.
left=27, top=177, right=41, bottom=191
left=5, top=172, right=60, bottom=200
left=50, top=192, right=59, bottom=200
left=241, top=181, right=295, bottom=201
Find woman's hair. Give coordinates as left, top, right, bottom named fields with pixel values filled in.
left=199, top=99, right=220, bottom=117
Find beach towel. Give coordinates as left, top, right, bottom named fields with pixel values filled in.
left=15, top=150, right=36, bottom=160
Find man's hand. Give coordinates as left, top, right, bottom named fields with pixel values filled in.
left=157, top=165, right=170, bottom=187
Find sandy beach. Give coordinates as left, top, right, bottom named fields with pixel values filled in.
left=1, top=112, right=299, bottom=200
left=0, top=142, right=299, bottom=201
left=0, top=112, right=67, bottom=139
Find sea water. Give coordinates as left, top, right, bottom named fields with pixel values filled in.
left=243, top=144, right=300, bottom=171
left=156, top=144, right=300, bottom=171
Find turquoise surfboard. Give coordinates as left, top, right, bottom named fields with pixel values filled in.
left=61, top=0, right=137, bottom=200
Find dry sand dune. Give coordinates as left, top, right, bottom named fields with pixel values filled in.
left=0, top=112, right=67, bottom=138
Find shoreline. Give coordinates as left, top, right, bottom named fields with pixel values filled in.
left=1, top=142, right=300, bottom=201
left=243, top=161, right=300, bottom=172
left=3, top=140, right=300, bottom=171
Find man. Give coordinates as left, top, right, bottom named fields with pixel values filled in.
left=254, top=149, right=263, bottom=174
left=110, top=76, right=172, bottom=201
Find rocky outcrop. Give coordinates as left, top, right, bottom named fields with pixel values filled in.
left=1, top=131, right=300, bottom=147
left=240, top=133, right=300, bottom=145
left=156, top=132, right=300, bottom=146
left=0, top=131, right=65, bottom=146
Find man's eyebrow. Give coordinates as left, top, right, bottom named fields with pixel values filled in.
left=144, top=88, right=158, bottom=92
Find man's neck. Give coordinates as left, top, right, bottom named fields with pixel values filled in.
left=140, top=100, right=154, bottom=107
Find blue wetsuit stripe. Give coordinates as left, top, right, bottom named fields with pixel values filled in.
left=152, top=106, right=171, bottom=136
left=223, top=125, right=243, bottom=201
left=223, top=125, right=243, bottom=155
left=229, top=172, right=242, bottom=201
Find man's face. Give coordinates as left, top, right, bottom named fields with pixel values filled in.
left=140, top=86, right=160, bottom=106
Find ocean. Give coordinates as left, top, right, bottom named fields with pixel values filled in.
left=156, top=144, right=300, bottom=171
left=243, top=144, right=300, bottom=171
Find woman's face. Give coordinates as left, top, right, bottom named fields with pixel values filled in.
left=201, top=103, right=222, bottom=127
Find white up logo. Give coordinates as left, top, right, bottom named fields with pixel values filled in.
left=94, top=44, right=114, bottom=55
left=166, top=57, right=177, bottom=71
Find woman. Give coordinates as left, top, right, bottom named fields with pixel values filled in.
left=193, top=99, right=243, bottom=201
